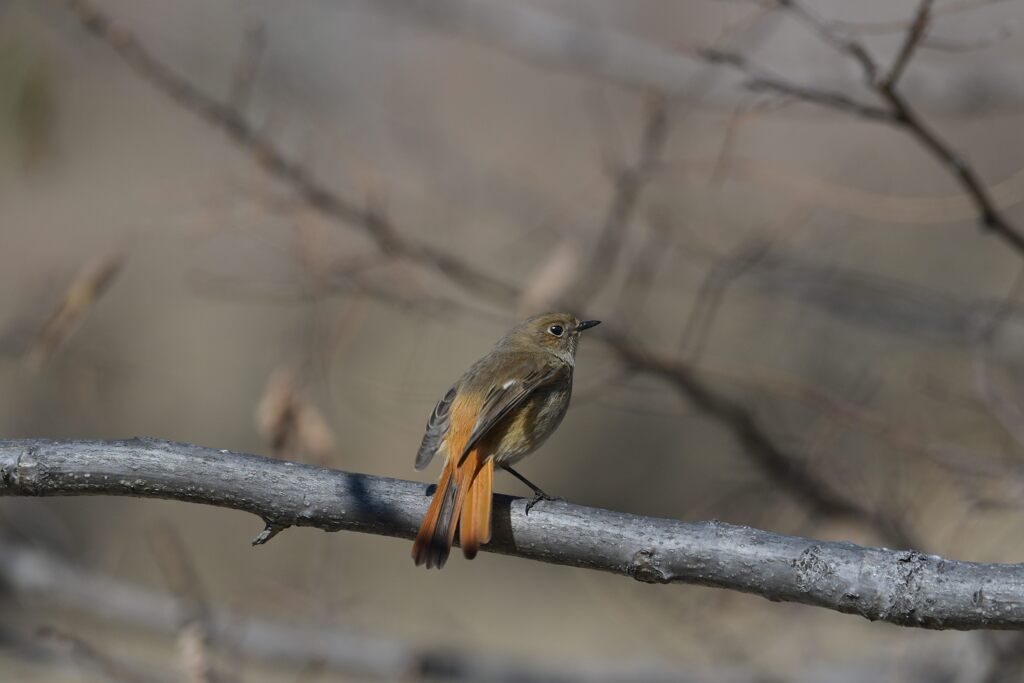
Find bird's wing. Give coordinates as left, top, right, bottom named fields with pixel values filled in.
left=414, top=385, right=458, bottom=470
left=457, top=356, right=565, bottom=466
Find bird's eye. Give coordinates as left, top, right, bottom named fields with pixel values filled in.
left=547, top=324, right=564, bottom=337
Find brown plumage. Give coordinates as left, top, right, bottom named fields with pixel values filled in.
left=411, top=313, right=600, bottom=569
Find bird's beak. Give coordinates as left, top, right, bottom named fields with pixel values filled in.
left=576, top=320, right=601, bottom=332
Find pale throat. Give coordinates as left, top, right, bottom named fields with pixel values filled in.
left=552, top=337, right=577, bottom=367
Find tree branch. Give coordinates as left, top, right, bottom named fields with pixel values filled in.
left=377, top=0, right=1024, bottom=256
left=61, top=0, right=518, bottom=305
left=881, top=0, right=933, bottom=90
left=1, top=438, right=1022, bottom=630
left=765, top=0, right=1024, bottom=253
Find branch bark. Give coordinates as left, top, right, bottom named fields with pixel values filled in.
left=1, top=438, right=1022, bottom=631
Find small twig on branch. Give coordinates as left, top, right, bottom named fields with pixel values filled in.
left=881, top=0, right=933, bottom=90
left=696, top=48, right=894, bottom=121
left=1, top=438, right=1020, bottom=630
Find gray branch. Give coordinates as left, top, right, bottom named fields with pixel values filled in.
left=1, top=439, right=1023, bottom=630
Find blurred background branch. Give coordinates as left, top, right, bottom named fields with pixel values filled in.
left=2, top=542, right=721, bottom=683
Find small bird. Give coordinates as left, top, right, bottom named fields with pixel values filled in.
left=411, top=313, right=600, bottom=569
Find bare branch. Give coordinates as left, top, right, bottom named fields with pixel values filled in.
left=882, top=0, right=934, bottom=90
left=763, top=0, right=1024, bottom=254
left=370, top=0, right=1024, bottom=256
left=882, top=87, right=1020, bottom=248
left=696, top=48, right=894, bottom=121
left=1, top=438, right=1019, bottom=630
left=62, top=0, right=517, bottom=305
left=607, top=339, right=919, bottom=549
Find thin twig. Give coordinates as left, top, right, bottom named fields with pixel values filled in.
left=764, top=0, right=1024, bottom=253
left=697, top=48, right=894, bottom=121
left=882, top=0, right=934, bottom=89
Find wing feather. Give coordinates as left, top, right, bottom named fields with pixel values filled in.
left=415, top=385, right=457, bottom=470
left=456, top=358, right=564, bottom=466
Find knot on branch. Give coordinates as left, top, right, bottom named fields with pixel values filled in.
left=792, top=545, right=837, bottom=593
left=3, top=446, right=40, bottom=493
left=884, top=550, right=928, bottom=624
left=629, top=549, right=670, bottom=584
left=0, top=453, right=13, bottom=487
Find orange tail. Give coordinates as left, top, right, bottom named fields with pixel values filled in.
left=460, top=458, right=493, bottom=559
left=411, top=450, right=491, bottom=568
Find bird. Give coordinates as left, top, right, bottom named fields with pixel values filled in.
left=411, top=313, right=601, bottom=569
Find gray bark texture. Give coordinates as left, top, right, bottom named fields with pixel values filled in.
left=1, top=438, right=1022, bottom=630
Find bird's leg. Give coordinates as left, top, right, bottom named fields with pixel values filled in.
left=502, top=465, right=562, bottom=514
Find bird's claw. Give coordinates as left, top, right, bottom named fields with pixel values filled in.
left=525, top=492, right=563, bottom=515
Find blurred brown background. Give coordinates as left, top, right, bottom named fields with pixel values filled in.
left=3, top=0, right=1024, bottom=680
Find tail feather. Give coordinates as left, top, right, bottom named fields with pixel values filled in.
left=411, top=465, right=460, bottom=569
left=460, top=459, right=493, bottom=559
left=412, top=450, right=493, bottom=568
